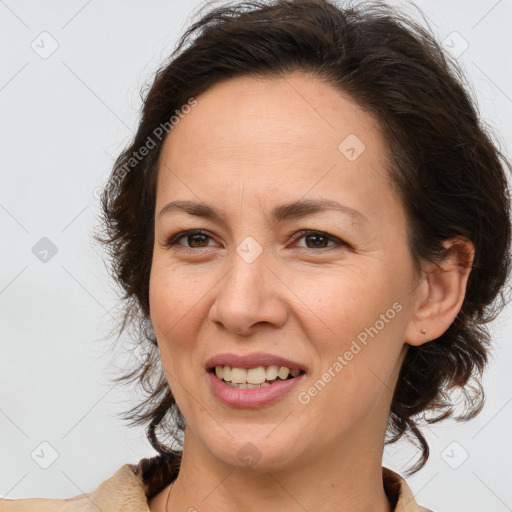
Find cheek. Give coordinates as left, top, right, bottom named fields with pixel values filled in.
left=148, top=262, right=211, bottom=414
left=149, top=255, right=214, bottom=320
left=301, top=261, right=410, bottom=396
left=148, top=261, right=210, bottom=360
left=299, top=263, right=404, bottom=342
left=303, top=285, right=407, bottom=432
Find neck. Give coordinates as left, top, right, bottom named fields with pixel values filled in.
left=162, top=426, right=392, bottom=512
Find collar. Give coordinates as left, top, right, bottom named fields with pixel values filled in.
left=111, top=454, right=431, bottom=511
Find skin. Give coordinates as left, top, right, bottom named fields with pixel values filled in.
left=147, top=72, right=474, bottom=511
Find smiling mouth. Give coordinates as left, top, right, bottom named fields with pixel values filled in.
left=208, top=365, right=305, bottom=389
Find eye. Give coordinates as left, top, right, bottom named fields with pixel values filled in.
left=291, top=229, right=347, bottom=250
left=165, top=229, right=218, bottom=250
left=164, top=228, right=348, bottom=252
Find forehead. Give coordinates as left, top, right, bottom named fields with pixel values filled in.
left=161, top=72, right=383, bottom=164
left=156, top=72, right=397, bottom=224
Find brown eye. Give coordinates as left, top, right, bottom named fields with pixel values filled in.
left=304, top=233, right=330, bottom=248
left=293, top=230, right=346, bottom=250
left=186, top=233, right=210, bottom=247
left=165, top=229, right=216, bottom=249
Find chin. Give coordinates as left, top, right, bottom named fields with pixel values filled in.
left=201, top=430, right=304, bottom=473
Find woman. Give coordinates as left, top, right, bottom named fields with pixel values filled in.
left=2, top=0, right=510, bottom=511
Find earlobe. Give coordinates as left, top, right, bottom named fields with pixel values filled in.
left=405, top=237, right=474, bottom=347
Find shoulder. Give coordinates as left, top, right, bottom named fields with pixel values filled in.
left=0, top=461, right=147, bottom=511
left=0, top=453, right=179, bottom=512
left=0, top=498, right=66, bottom=511
left=382, top=467, right=435, bottom=512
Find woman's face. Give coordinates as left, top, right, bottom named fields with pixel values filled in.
left=150, top=72, right=424, bottom=472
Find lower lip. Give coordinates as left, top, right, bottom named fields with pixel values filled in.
left=207, top=371, right=305, bottom=408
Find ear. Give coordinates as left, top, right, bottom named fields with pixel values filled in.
left=404, top=236, right=474, bottom=346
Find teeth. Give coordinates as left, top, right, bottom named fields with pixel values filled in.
left=230, top=367, right=247, bottom=384
left=213, top=364, right=302, bottom=385
left=266, top=365, right=278, bottom=380
left=225, top=381, right=273, bottom=389
left=278, top=367, right=289, bottom=380
left=247, top=366, right=267, bottom=384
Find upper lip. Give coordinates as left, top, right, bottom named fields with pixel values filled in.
left=205, top=352, right=306, bottom=372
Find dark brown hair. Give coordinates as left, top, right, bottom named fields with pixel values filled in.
left=96, top=0, right=511, bottom=474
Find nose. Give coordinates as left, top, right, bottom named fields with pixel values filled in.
left=208, top=251, right=288, bottom=336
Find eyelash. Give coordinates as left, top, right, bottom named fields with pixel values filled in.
left=164, top=229, right=348, bottom=252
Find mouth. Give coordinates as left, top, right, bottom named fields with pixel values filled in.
left=204, top=353, right=307, bottom=408
left=208, top=365, right=306, bottom=389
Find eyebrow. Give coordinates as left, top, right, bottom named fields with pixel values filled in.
left=158, top=199, right=367, bottom=223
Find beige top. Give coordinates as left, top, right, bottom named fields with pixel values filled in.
left=0, top=453, right=433, bottom=511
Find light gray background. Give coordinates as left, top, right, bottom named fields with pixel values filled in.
left=1, top=1, right=511, bottom=510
